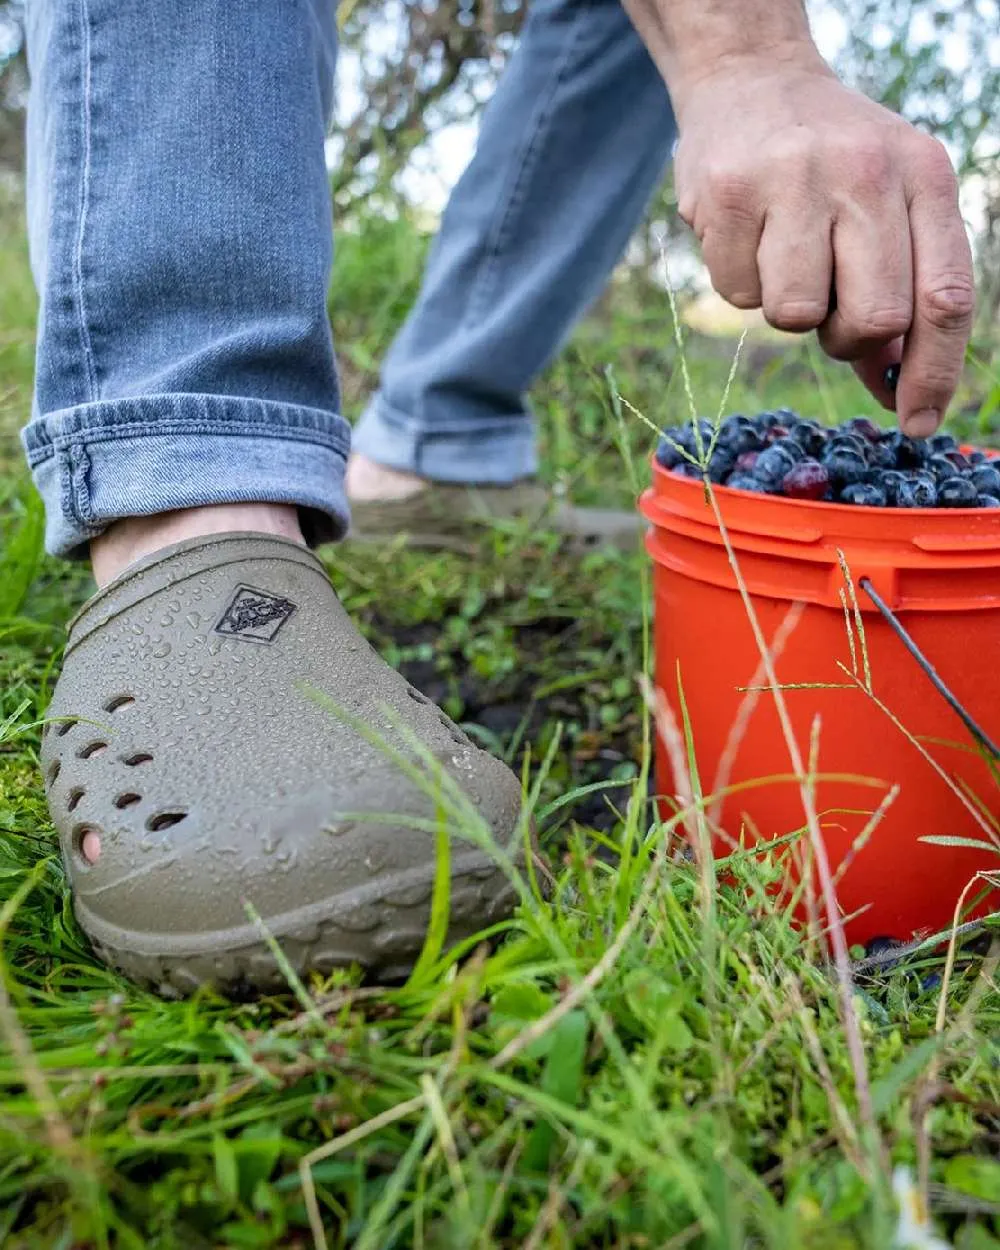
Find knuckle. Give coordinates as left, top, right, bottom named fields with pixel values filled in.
left=850, top=297, right=912, bottom=341
left=848, top=138, right=894, bottom=195
left=919, top=276, right=976, bottom=330
left=915, top=134, right=957, bottom=184
left=765, top=298, right=828, bottom=332
left=725, top=287, right=762, bottom=311
left=704, top=165, right=757, bottom=219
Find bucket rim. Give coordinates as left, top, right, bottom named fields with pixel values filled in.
left=641, top=455, right=1000, bottom=554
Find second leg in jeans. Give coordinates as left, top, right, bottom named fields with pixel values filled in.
left=352, top=0, right=677, bottom=513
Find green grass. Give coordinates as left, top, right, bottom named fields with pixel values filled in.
left=2, top=187, right=1000, bottom=1248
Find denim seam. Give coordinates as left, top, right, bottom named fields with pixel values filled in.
left=370, top=393, right=535, bottom=441
left=70, top=443, right=96, bottom=528
left=24, top=420, right=350, bottom=467
left=463, top=0, right=592, bottom=330
left=73, top=0, right=98, bottom=401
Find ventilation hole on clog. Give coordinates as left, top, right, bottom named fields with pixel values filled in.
left=47, top=759, right=61, bottom=785
left=115, top=792, right=141, bottom=810
left=104, top=695, right=135, bottom=713
left=71, top=824, right=101, bottom=867
left=78, top=741, right=107, bottom=759
left=67, top=787, right=85, bottom=812
left=123, top=752, right=153, bottom=767
left=146, top=811, right=186, bottom=832
left=56, top=718, right=78, bottom=737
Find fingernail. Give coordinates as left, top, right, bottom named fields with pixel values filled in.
left=902, top=409, right=940, bottom=439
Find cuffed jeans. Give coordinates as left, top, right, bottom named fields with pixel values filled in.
left=22, top=0, right=676, bottom=558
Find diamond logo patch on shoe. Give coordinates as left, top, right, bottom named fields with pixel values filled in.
left=214, top=586, right=297, bottom=642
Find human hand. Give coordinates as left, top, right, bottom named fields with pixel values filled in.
left=673, top=54, right=975, bottom=438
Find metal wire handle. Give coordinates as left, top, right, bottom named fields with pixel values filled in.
left=858, top=576, right=1000, bottom=761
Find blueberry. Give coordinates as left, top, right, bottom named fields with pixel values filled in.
left=725, top=473, right=773, bottom=495
left=656, top=436, right=685, bottom=469
left=674, top=418, right=715, bottom=457
left=735, top=450, right=760, bottom=473
left=937, top=476, right=979, bottom=507
left=880, top=471, right=906, bottom=505
left=822, top=449, right=869, bottom=487
left=827, top=434, right=869, bottom=458
left=718, top=414, right=760, bottom=450
left=969, top=451, right=989, bottom=465
left=845, top=416, right=882, bottom=443
left=773, top=437, right=805, bottom=462
left=719, top=418, right=764, bottom=456
left=971, top=465, right=1000, bottom=496
left=870, top=442, right=896, bottom=470
left=944, top=450, right=971, bottom=473
left=754, top=445, right=798, bottom=489
left=671, top=461, right=703, bottom=480
left=707, top=449, right=737, bottom=484
left=977, top=494, right=1000, bottom=508
left=883, top=431, right=929, bottom=469
left=840, top=481, right=888, bottom=507
left=781, top=459, right=830, bottom=501
left=929, top=432, right=959, bottom=454
left=928, top=454, right=960, bottom=480
left=896, top=474, right=938, bottom=508
left=787, top=421, right=827, bottom=458
left=775, top=407, right=802, bottom=425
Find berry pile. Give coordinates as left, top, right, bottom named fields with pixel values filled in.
left=656, top=410, right=1000, bottom=509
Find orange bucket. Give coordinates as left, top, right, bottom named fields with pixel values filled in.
left=639, top=457, right=1000, bottom=944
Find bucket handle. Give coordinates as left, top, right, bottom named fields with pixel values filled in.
left=858, top=576, right=1000, bottom=761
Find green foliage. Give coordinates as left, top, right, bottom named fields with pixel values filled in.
left=827, top=0, right=1000, bottom=177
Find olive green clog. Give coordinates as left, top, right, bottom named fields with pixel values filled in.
left=41, top=533, right=524, bottom=997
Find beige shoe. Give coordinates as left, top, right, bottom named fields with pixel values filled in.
left=347, top=481, right=643, bottom=551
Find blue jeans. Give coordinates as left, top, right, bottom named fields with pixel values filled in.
left=22, top=0, right=676, bottom=558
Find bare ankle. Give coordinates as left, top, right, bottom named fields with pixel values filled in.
left=90, top=504, right=305, bottom=588
left=346, top=453, right=427, bottom=502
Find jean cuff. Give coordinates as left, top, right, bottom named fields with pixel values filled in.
left=353, top=393, right=538, bottom=484
left=22, top=393, right=351, bottom=558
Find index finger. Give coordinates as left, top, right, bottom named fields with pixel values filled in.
left=896, top=138, right=975, bottom=439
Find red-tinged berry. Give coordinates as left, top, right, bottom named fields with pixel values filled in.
left=781, top=460, right=829, bottom=501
